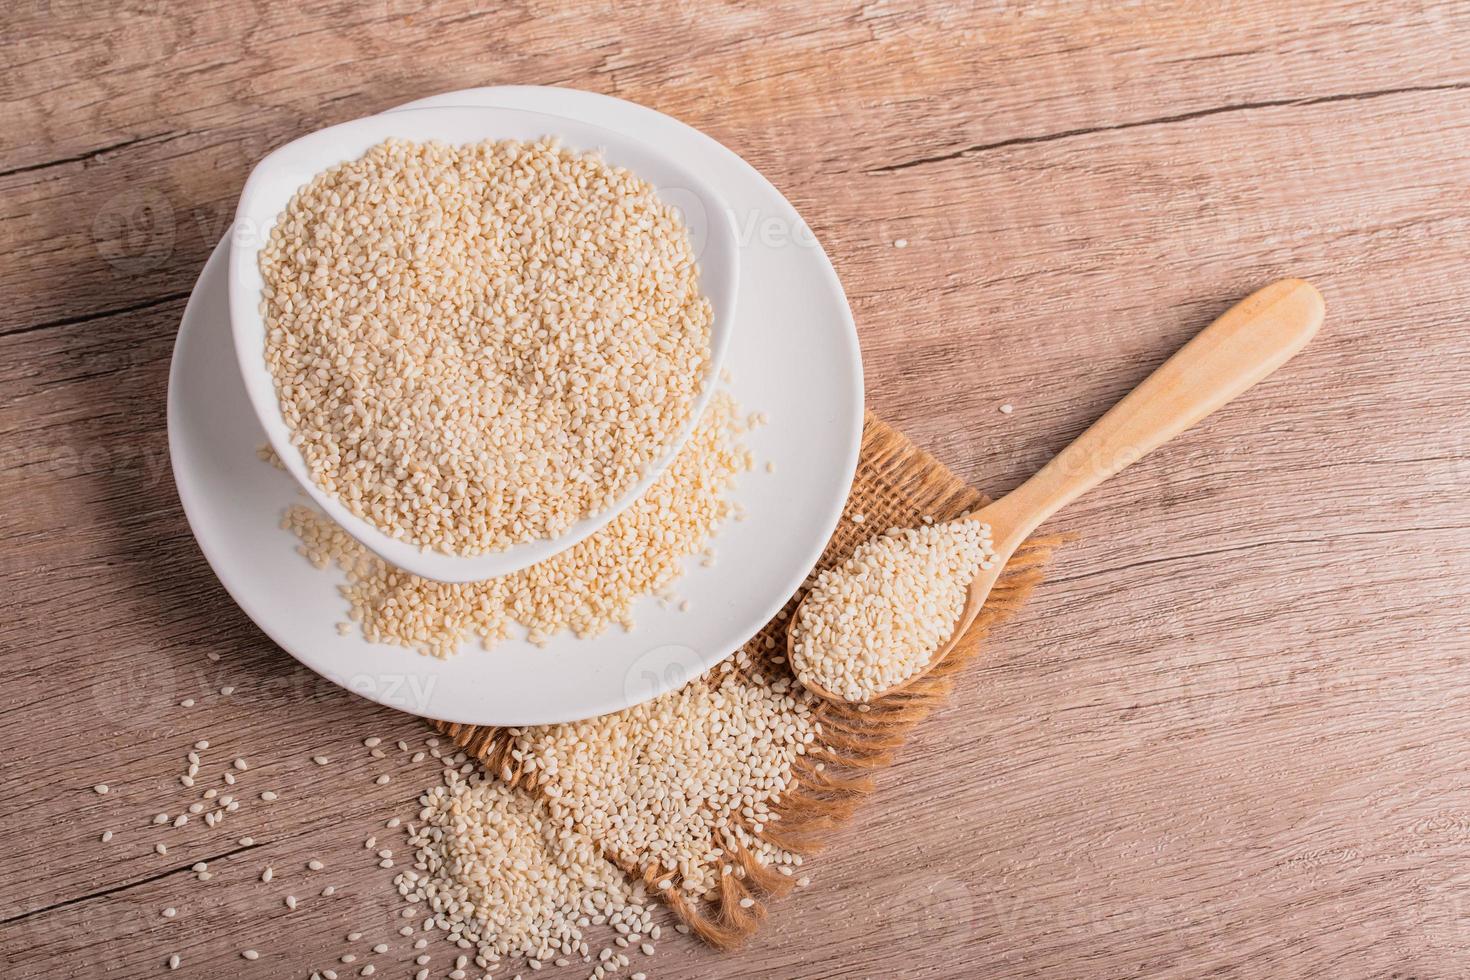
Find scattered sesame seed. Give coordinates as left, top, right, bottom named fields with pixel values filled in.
left=1000, top=403, right=1014, bottom=414
left=307, top=859, right=324, bottom=871
left=155, top=843, right=167, bottom=856
left=285, top=389, right=756, bottom=658
left=285, top=895, right=297, bottom=910
left=219, top=685, right=235, bottom=696
left=374, top=775, right=390, bottom=786
left=260, top=791, right=278, bottom=801
left=233, top=758, right=249, bottom=771
left=179, top=699, right=194, bottom=707
left=92, top=784, right=108, bottom=795
left=194, top=740, right=209, bottom=750
left=261, top=867, right=273, bottom=883
left=313, top=755, right=330, bottom=765
left=239, top=836, right=255, bottom=846
left=100, top=830, right=113, bottom=842
left=241, top=949, right=259, bottom=960
left=168, top=953, right=180, bottom=970
left=321, top=886, right=336, bottom=897
left=161, top=907, right=177, bottom=918
left=894, top=238, right=908, bottom=248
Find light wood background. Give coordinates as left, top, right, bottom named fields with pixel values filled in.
left=3, top=1, right=1469, bottom=977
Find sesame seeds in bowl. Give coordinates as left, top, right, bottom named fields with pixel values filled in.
left=229, top=106, right=738, bottom=583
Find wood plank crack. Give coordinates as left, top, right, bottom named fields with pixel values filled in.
left=864, top=81, right=1470, bottom=174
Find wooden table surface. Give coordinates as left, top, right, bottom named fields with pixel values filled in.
left=4, top=1, right=1469, bottom=977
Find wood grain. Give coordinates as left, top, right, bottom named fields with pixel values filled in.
left=2, top=0, right=1468, bottom=977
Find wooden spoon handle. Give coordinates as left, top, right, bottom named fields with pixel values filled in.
left=985, top=278, right=1324, bottom=547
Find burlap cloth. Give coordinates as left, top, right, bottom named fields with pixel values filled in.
left=433, top=412, right=1061, bottom=947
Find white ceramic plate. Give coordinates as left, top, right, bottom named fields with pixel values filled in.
left=169, top=86, right=862, bottom=726
left=229, top=106, right=740, bottom=583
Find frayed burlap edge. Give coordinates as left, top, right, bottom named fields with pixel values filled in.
left=434, top=411, right=1064, bottom=949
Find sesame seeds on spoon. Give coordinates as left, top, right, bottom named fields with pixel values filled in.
left=790, top=278, right=1326, bottom=703
left=789, top=519, right=997, bottom=702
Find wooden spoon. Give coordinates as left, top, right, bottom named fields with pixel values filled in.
left=789, top=278, right=1325, bottom=702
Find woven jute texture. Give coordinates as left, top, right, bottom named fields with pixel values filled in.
left=434, top=411, right=1060, bottom=948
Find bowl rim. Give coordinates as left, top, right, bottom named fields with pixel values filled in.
left=226, top=105, right=739, bottom=583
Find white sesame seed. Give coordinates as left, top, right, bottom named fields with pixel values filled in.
left=233, top=758, right=249, bottom=771
left=894, top=238, right=908, bottom=248
left=285, top=895, right=297, bottom=910
left=313, top=755, right=330, bottom=765
left=308, top=859, right=324, bottom=871
left=374, top=775, right=390, bottom=786
left=92, top=784, right=108, bottom=795
left=322, top=886, right=336, bottom=896
left=1000, top=403, right=1014, bottom=414
left=260, top=791, right=278, bottom=801
left=155, top=843, right=167, bottom=856
left=262, top=138, right=712, bottom=558
left=179, top=699, right=194, bottom=707
left=791, top=519, right=996, bottom=701
left=239, top=836, right=254, bottom=846
left=100, top=830, right=113, bottom=842
left=219, top=685, right=234, bottom=695
left=168, top=953, right=180, bottom=969
left=241, top=949, right=259, bottom=960
left=372, top=944, right=387, bottom=954
left=161, top=907, right=176, bottom=918
left=261, top=867, right=273, bottom=883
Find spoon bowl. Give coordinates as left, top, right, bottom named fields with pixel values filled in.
left=789, top=278, right=1326, bottom=702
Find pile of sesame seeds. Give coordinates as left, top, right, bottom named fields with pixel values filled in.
left=260, top=136, right=713, bottom=556
left=286, top=390, right=754, bottom=658
left=505, top=647, right=818, bottom=900
left=790, top=519, right=996, bottom=702
left=398, top=770, right=653, bottom=976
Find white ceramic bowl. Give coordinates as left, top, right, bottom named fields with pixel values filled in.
left=228, top=106, right=738, bottom=583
